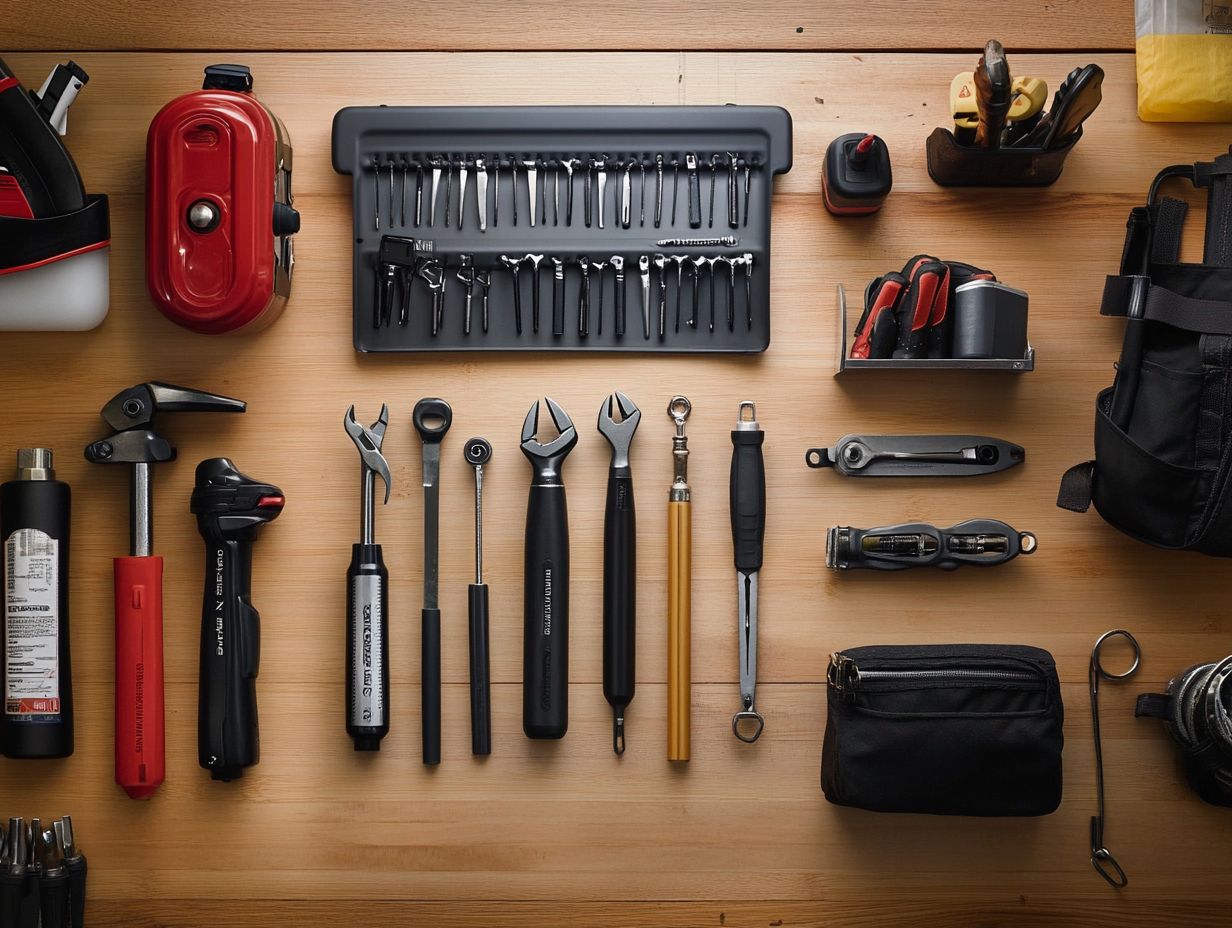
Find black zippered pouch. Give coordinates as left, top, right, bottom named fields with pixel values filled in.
left=821, top=644, right=1064, bottom=816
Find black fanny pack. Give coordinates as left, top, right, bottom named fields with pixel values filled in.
left=1059, top=148, right=1232, bottom=554
left=821, top=644, right=1064, bottom=816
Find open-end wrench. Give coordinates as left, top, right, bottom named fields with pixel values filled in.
left=475, top=155, right=488, bottom=232
left=653, top=253, right=668, bottom=340
left=621, top=161, right=633, bottom=229
left=590, top=258, right=608, bottom=336
left=671, top=255, right=688, bottom=332
left=520, top=398, right=578, bottom=739
left=457, top=254, right=476, bottom=336
left=429, top=156, right=443, bottom=226
left=638, top=255, right=651, bottom=340
left=413, top=398, right=452, bottom=766
left=612, top=255, right=627, bottom=337
left=500, top=255, right=524, bottom=335
left=457, top=157, right=469, bottom=229
left=597, top=392, right=641, bottom=755
left=654, top=154, right=664, bottom=227
left=524, top=253, right=544, bottom=333
left=578, top=255, right=591, bottom=336
left=595, top=155, right=610, bottom=229
left=727, top=152, right=739, bottom=228
left=686, top=153, right=701, bottom=228
left=551, top=256, right=566, bottom=337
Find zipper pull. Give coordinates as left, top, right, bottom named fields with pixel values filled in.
left=827, top=652, right=858, bottom=697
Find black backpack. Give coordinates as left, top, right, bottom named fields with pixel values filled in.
left=1059, top=148, right=1232, bottom=554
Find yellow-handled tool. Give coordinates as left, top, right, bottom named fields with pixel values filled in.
left=667, top=396, right=692, bottom=762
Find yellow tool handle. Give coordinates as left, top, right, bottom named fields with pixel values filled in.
left=667, top=498, right=691, bottom=762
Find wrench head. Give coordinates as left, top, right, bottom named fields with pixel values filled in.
left=596, top=391, right=641, bottom=467
left=344, top=404, right=391, bottom=503
left=520, top=397, right=578, bottom=482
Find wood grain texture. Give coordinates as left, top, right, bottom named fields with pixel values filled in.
left=2, top=43, right=1232, bottom=927
left=0, top=1, right=1134, bottom=52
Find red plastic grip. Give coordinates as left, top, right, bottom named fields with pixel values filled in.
left=114, top=556, right=165, bottom=799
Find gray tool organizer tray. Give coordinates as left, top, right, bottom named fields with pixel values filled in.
left=332, top=105, right=793, bottom=353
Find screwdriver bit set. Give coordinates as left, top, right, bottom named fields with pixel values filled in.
left=332, top=105, right=792, bottom=352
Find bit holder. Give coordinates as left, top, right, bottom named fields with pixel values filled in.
left=332, top=105, right=792, bottom=353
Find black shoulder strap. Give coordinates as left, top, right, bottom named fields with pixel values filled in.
left=1150, top=197, right=1188, bottom=264
left=1057, top=461, right=1094, bottom=512
left=1198, top=147, right=1232, bottom=267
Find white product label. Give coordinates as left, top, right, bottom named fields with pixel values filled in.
left=5, top=528, right=60, bottom=718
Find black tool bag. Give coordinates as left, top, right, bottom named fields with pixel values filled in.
left=821, top=644, right=1064, bottom=816
left=1059, top=148, right=1232, bottom=554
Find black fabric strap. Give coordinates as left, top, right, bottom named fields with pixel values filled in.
left=1205, top=151, right=1232, bottom=267
left=1100, top=275, right=1232, bottom=335
left=1134, top=692, right=1171, bottom=720
left=1057, top=461, right=1094, bottom=512
left=1151, top=197, right=1188, bottom=265
left=1198, top=335, right=1232, bottom=469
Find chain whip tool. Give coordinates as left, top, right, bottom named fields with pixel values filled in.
left=413, top=399, right=452, bottom=765
left=1089, top=629, right=1141, bottom=889
left=730, top=402, right=765, bottom=743
left=667, top=396, right=693, bottom=761
left=465, top=438, right=493, bottom=756
left=598, top=393, right=640, bottom=755
left=343, top=405, right=391, bottom=751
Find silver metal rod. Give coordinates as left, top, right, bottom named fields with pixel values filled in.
left=130, top=462, right=152, bottom=557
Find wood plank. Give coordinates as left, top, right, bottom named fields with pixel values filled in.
left=0, top=1, right=1135, bottom=52
left=2, top=47, right=1231, bottom=927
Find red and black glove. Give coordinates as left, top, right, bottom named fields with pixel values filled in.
left=850, top=255, right=994, bottom=359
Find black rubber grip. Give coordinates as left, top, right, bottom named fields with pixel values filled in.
left=422, top=607, right=441, bottom=765
left=602, top=473, right=636, bottom=715
left=688, top=165, right=702, bottom=228
left=730, top=429, right=766, bottom=572
left=468, top=583, right=492, bottom=756
left=523, top=483, right=569, bottom=739
left=65, top=857, right=85, bottom=928
left=0, top=872, right=23, bottom=928
left=553, top=271, right=566, bottom=336
left=40, top=871, right=69, bottom=928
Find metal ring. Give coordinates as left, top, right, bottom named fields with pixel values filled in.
left=732, top=710, right=764, bottom=744
left=1091, top=847, right=1129, bottom=889
left=1093, top=629, right=1142, bottom=681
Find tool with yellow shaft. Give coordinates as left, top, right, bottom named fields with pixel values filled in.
left=667, top=396, right=692, bottom=762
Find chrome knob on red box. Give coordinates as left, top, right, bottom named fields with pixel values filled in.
left=146, top=64, right=299, bottom=334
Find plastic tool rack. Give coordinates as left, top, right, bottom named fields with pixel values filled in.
left=332, top=105, right=793, bottom=353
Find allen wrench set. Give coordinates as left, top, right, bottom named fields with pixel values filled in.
left=332, top=105, right=792, bottom=352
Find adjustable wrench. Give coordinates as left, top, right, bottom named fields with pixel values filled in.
left=520, top=398, right=578, bottom=739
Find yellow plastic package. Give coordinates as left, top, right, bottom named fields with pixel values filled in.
left=1137, top=0, right=1232, bottom=121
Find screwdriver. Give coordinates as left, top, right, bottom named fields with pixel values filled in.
left=667, top=396, right=693, bottom=762
left=730, top=401, right=766, bottom=744
left=464, top=438, right=493, bottom=756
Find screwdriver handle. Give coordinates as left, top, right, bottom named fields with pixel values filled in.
left=1, top=872, right=24, bottom=928
left=667, top=498, right=691, bottom=762
left=523, top=483, right=569, bottom=739
left=552, top=269, right=566, bottom=336
left=346, top=544, right=389, bottom=751
left=198, top=534, right=260, bottom=780
left=730, top=427, right=766, bottom=572
left=468, top=583, right=492, bottom=755
left=65, top=857, right=85, bottom=928
left=422, top=606, right=441, bottom=765
left=602, top=472, right=636, bottom=753
left=114, top=555, right=166, bottom=799
left=40, top=870, right=69, bottom=928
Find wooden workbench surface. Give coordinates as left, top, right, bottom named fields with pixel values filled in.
left=2, top=4, right=1232, bottom=925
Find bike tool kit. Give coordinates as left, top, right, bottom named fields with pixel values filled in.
left=331, top=106, right=792, bottom=352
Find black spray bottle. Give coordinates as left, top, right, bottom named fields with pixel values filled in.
left=1, top=448, right=73, bottom=758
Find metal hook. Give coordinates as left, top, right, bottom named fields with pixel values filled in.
left=1089, top=628, right=1140, bottom=889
